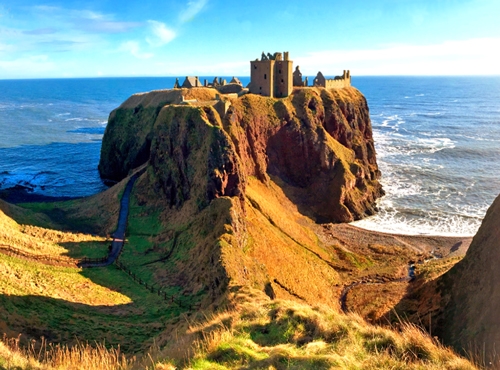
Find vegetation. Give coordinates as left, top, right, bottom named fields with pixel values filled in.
left=0, top=86, right=479, bottom=369
left=176, top=293, right=476, bottom=370
left=0, top=289, right=477, bottom=369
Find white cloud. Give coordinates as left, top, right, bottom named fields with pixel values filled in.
left=179, top=0, right=208, bottom=23
left=146, top=20, right=176, bottom=46
left=119, top=41, right=154, bottom=59
left=296, top=38, right=500, bottom=76
left=0, top=55, right=55, bottom=78
left=0, top=43, right=12, bottom=52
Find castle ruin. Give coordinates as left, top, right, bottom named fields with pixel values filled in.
left=173, top=52, right=351, bottom=98
left=249, top=51, right=351, bottom=97
left=248, top=52, right=293, bottom=98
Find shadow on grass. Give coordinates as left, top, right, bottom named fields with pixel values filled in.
left=58, top=240, right=111, bottom=260
left=0, top=262, right=192, bottom=354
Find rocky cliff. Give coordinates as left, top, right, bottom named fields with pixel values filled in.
left=438, top=193, right=500, bottom=361
left=99, top=86, right=382, bottom=223
left=98, top=86, right=384, bottom=306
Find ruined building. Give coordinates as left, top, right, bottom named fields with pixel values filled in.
left=173, top=52, right=351, bottom=98
left=248, top=52, right=293, bottom=98
left=249, top=51, right=351, bottom=97
left=313, top=70, right=351, bottom=89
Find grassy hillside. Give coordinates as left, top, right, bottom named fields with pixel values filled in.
left=0, top=183, right=190, bottom=354
left=0, top=289, right=477, bottom=369
left=0, top=85, right=478, bottom=369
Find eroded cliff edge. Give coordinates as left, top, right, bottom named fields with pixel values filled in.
left=99, top=86, right=383, bottom=223
left=98, top=86, right=384, bottom=308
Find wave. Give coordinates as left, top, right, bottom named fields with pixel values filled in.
left=351, top=209, right=481, bottom=237
left=67, top=127, right=105, bottom=134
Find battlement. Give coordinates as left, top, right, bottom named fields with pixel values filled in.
left=173, top=52, right=351, bottom=99
left=312, top=70, right=351, bottom=89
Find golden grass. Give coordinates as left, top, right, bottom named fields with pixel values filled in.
left=0, top=335, right=180, bottom=370
left=0, top=254, right=131, bottom=305
left=155, top=287, right=476, bottom=369
left=0, top=208, right=107, bottom=258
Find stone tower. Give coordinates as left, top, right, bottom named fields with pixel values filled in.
left=249, top=51, right=293, bottom=98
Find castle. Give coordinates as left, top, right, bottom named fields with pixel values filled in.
left=175, top=51, right=351, bottom=98
left=248, top=51, right=351, bottom=98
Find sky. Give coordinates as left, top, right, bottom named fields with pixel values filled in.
left=0, top=0, right=499, bottom=79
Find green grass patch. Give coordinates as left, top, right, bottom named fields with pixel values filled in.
left=0, top=253, right=185, bottom=354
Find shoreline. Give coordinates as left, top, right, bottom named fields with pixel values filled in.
left=0, top=184, right=475, bottom=256
left=350, top=222, right=476, bottom=238
left=0, top=186, right=80, bottom=204
left=327, top=223, right=472, bottom=257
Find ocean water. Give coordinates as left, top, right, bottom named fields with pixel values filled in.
left=351, top=76, right=500, bottom=236
left=0, top=76, right=499, bottom=236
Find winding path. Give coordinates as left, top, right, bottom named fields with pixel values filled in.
left=339, top=265, right=415, bottom=313
left=78, top=167, right=146, bottom=268
left=339, top=251, right=444, bottom=312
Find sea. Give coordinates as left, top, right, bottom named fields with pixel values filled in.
left=0, top=76, right=499, bottom=236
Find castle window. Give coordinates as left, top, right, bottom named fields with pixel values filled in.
left=279, top=69, right=282, bottom=74
left=281, top=79, right=284, bottom=83
left=254, top=64, right=257, bottom=70
left=264, top=74, right=267, bottom=80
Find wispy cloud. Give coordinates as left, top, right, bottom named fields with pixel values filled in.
left=146, top=20, right=176, bottom=46
left=179, top=0, right=208, bottom=23
left=32, top=6, right=141, bottom=34
left=70, top=10, right=142, bottom=34
left=297, top=38, right=500, bottom=75
left=23, top=28, right=58, bottom=35
left=0, top=55, right=55, bottom=77
left=119, top=41, right=154, bottom=59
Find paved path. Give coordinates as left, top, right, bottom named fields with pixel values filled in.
left=78, top=168, right=146, bottom=268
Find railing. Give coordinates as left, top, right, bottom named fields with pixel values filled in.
left=0, top=244, right=78, bottom=267
left=78, top=256, right=109, bottom=265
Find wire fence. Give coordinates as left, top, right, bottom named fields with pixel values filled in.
left=0, top=166, right=200, bottom=311
left=0, top=244, right=78, bottom=267
left=114, top=259, right=199, bottom=310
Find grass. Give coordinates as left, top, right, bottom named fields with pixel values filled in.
left=0, top=251, right=176, bottom=353
left=0, top=334, right=179, bottom=370
left=0, top=291, right=480, bottom=369
left=15, top=178, right=127, bottom=236
left=0, top=183, right=191, bottom=354
left=156, top=288, right=477, bottom=369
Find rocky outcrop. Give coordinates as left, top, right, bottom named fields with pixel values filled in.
left=99, top=86, right=382, bottom=223
left=97, top=85, right=384, bottom=307
left=150, top=105, right=244, bottom=210
left=438, top=193, right=500, bottom=361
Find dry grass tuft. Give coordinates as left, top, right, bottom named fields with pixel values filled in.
left=154, top=288, right=476, bottom=369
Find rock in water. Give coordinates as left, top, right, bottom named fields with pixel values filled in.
left=99, top=86, right=383, bottom=223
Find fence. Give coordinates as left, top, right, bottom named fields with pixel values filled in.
left=78, top=256, right=109, bottom=266
left=114, top=259, right=200, bottom=311
left=0, top=244, right=78, bottom=267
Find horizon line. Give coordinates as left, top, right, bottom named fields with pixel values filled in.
left=2, top=74, right=500, bottom=81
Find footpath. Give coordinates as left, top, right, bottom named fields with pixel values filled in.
left=78, top=168, right=145, bottom=268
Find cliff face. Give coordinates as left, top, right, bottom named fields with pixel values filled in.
left=99, top=86, right=383, bottom=306
left=99, top=87, right=382, bottom=223
left=438, top=193, right=500, bottom=361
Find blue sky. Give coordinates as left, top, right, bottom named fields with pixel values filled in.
left=1, top=0, right=499, bottom=78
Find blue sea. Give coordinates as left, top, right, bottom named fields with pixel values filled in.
left=0, top=76, right=499, bottom=236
